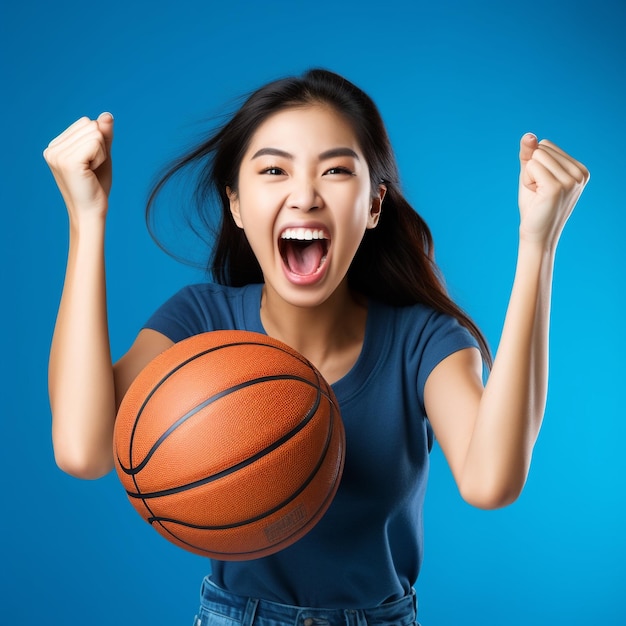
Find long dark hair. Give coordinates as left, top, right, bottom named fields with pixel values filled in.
left=146, top=69, right=492, bottom=366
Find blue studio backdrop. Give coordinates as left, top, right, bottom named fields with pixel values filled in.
left=1, top=1, right=624, bottom=624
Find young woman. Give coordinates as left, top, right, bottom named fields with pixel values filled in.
left=44, top=69, right=589, bottom=625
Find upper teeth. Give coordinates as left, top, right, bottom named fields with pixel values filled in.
left=281, top=228, right=328, bottom=241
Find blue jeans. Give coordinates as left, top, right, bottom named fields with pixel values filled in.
left=193, top=578, right=420, bottom=626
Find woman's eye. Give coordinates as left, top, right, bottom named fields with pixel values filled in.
left=325, top=166, right=354, bottom=176
left=261, top=166, right=285, bottom=176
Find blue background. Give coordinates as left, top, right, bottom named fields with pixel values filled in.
left=1, top=0, right=624, bottom=624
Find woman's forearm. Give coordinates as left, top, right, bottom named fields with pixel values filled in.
left=49, top=216, right=116, bottom=479
left=459, top=239, right=555, bottom=506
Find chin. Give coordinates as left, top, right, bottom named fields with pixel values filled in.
left=267, top=278, right=340, bottom=311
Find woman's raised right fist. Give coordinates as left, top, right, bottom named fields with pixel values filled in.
left=44, top=112, right=114, bottom=220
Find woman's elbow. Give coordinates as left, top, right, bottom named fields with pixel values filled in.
left=55, top=455, right=112, bottom=480
left=459, top=475, right=526, bottom=510
left=53, top=441, right=113, bottom=480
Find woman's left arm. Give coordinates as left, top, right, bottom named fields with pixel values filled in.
left=425, top=134, right=590, bottom=509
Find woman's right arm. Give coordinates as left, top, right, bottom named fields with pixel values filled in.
left=45, top=114, right=173, bottom=479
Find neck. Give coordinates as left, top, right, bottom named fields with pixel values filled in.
left=259, top=283, right=367, bottom=381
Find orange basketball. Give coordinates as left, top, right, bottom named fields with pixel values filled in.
left=113, top=330, right=345, bottom=560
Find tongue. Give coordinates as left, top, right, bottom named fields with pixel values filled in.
left=285, top=240, right=325, bottom=275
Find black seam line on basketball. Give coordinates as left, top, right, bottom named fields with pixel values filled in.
left=145, top=405, right=337, bottom=530
left=144, top=404, right=342, bottom=559
left=157, top=403, right=345, bottom=559
left=147, top=415, right=343, bottom=560
left=146, top=406, right=339, bottom=562
left=122, top=341, right=315, bottom=519
left=124, top=378, right=323, bottom=497
left=114, top=379, right=335, bottom=481
left=118, top=374, right=325, bottom=478
left=125, top=380, right=321, bottom=500
left=124, top=340, right=318, bottom=475
left=153, top=453, right=342, bottom=559
left=119, top=373, right=320, bottom=478
left=122, top=374, right=326, bottom=548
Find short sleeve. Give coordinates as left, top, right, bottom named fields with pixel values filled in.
left=415, top=310, right=480, bottom=412
left=142, top=285, right=215, bottom=342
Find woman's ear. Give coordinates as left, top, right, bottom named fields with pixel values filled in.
left=226, top=186, right=243, bottom=228
left=367, top=184, right=386, bottom=229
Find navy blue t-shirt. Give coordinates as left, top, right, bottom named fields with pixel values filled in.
left=144, top=282, right=478, bottom=608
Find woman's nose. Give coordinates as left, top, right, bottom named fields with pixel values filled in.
left=287, top=176, right=322, bottom=212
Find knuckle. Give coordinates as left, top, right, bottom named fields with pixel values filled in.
left=563, top=177, right=577, bottom=191
left=43, top=145, right=58, bottom=165
left=581, top=166, right=591, bottom=183
left=84, top=121, right=100, bottom=136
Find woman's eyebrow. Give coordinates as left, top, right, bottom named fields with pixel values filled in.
left=318, top=147, right=360, bottom=161
left=251, top=147, right=292, bottom=160
left=251, top=147, right=360, bottom=161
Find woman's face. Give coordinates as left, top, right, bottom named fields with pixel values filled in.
left=228, top=104, right=384, bottom=309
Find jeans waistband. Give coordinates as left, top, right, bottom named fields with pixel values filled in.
left=199, top=577, right=418, bottom=626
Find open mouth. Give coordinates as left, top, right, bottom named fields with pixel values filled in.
left=279, top=228, right=330, bottom=276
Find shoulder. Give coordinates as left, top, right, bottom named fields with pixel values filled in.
left=171, top=282, right=253, bottom=301
left=372, top=298, right=474, bottom=344
left=369, top=298, right=479, bottom=396
left=143, top=282, right=263, bottom=342
left=154, top=282, right=249, bottom=319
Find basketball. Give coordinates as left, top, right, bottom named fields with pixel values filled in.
left=113, top=330, right=345, bottom=560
